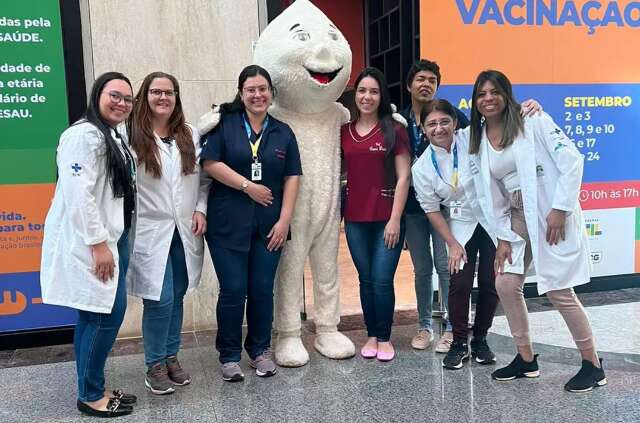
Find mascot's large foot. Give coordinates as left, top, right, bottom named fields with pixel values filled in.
left=275, top=336, right=310, bottom=367
left=314, top=331, right=355, bottom=360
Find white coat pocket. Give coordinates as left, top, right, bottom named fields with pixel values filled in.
left=134, top=223, right=159, bottom=255
left=547, top=215, right=581, bottom=257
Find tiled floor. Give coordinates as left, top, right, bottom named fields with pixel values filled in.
left=1, top=290, right=639, bottom=422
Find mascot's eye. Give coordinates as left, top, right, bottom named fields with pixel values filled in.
left=328, top=32, right=339, bottom=41
left=294, top=32, right=310, bottom=41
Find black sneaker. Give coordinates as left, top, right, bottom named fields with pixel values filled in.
left=470, top=336, right=496, bottom=365
left=491, top=353, right=540, bottom=381
left=564, top=359, right=607, bottom=393
left=442, top=341, right=469, bottom=370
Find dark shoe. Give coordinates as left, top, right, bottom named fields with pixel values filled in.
left=145, top=363, right=175, bottom=395
left=564, top=359, right=607, bottom=393
left=249, top=350, right=277, bottom=377
left=470, top=336, right=496, bottom=365
left=110, top=389, right=137, bottom=405
left=492, top=354, right=540, bottom=381
left=77, top=398, right=133, bottom=418
left=221, top=362, right=244, bottom=382
left=166, top=356, right=191, bottom=386
left=442, top=341, right=469, bottom=370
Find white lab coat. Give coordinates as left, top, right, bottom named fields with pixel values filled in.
left=126, top=124, right=210, bottom=301
left=412, top=133, right=495, bottom=248
left=40, top=122, right=132, bottom=313
left=468, top=112, right=591, bottom=294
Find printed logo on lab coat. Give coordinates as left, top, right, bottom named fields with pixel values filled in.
left=71, top=163, right=83, bottom=176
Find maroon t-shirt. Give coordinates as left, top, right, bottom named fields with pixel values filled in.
left=341, top=121, right=410, bottom=222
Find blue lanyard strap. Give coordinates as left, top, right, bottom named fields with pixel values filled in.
left=430, top=143, right=459, bottom=191
left=409, top=111, right=425, bottom=155
left=243, top=113, right=269, bottom=139
left=243, top=113, right=269, bottom=159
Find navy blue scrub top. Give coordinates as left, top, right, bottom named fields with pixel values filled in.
left=201, top=111, right=302, bottom=252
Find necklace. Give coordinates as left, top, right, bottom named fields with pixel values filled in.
left=349, top=121, right=381, bottom=143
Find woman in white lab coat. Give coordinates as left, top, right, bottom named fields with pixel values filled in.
left=412, top=99, right=499, bottom=371
left=40, top=72, right=137, bottom=418
left=128, top=72, right=209, bottom=395
left=468, top=70, right=605, bottom=392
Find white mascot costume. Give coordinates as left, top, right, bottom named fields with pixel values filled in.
left=199, top=0, right=355, bottom=367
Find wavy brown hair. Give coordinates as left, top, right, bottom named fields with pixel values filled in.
left=469, top=70, right=523, bottom=154
left=131, top=72, right=195, bottom=178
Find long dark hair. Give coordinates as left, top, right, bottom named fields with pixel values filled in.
left=219, top=64, right=276, bottom=115
left=84, top=71, right=133, bottom=198
left=352, top=67, right=398, bottom=186
left=131, top=72, right=195, bottom=178
left=469, top=70, right=523, bottom=154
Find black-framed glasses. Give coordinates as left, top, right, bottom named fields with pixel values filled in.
left=149, top=88, right=178, bottom=98
left=107, top=91, right=134, bottom=106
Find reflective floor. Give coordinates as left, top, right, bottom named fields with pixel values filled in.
left=1, top=290, right=639, bottom=422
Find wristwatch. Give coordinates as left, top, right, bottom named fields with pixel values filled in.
left=240, top=179, right=249, bottom=192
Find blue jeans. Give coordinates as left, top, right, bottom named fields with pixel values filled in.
left=142, top=228, right=189, bottom=368
left=344, top=220, right=405, bottom=342
left=75, top=230, right=130, bottom=402
left=404, top=213, right=451, bottom=332
left=208, top=229, right=282, bottom=363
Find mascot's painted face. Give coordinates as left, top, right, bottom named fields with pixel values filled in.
left=253, top=0, right=352, bottom=114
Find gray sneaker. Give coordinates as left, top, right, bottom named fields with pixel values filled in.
left=221, top=362, right=244, bottom=382
left=249, top=351, right=277, bottom=377
left=166, top=355, right=191, bottom=386
left=145, top=363, right=175, bottom=395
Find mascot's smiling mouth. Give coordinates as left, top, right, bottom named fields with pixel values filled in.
left=305, top=67, right=342, bottom=85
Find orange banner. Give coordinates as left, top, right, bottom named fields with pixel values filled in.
left=0, top=184, right=54, bottom=273
left=420, top=0, right=640, bottom=84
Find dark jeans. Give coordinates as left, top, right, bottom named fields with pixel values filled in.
left=75, top=230, right=130, bottom=402
left=345, top=220, right=405, bottom=342
left=448, top=224, right=498, bottom=342
left=208, top=229, right=282, bottom=363
left=142, top=228, right=189, bottom=368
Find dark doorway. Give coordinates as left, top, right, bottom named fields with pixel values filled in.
left=365, top=0, right=420, bottom=109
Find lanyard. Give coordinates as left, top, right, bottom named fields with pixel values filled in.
left=243, top=114, right=269, bottom=161
left=410, top=111, right=426, bottom=156
left=431, top=143, right=458, bottom=191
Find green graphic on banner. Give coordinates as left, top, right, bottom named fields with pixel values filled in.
left=0, top=0, right=69, bottom=184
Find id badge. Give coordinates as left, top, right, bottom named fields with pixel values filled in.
left=251, top=162, right=262, bottom=181
left=450, top=200, right=463, bottom=220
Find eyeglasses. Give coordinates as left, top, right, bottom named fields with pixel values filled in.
left=242, top=86, right=270, bottom=96
left=107, top=91, right=134, bottom=106
left=149, top=89, right=178, bottom=98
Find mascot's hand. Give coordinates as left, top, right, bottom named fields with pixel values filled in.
left=197, top=105, right=221, bottom=135
left=390, top=103, right=408, bottom=127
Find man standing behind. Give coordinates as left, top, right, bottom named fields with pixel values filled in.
left=401, top=60, right=468, bottom=353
